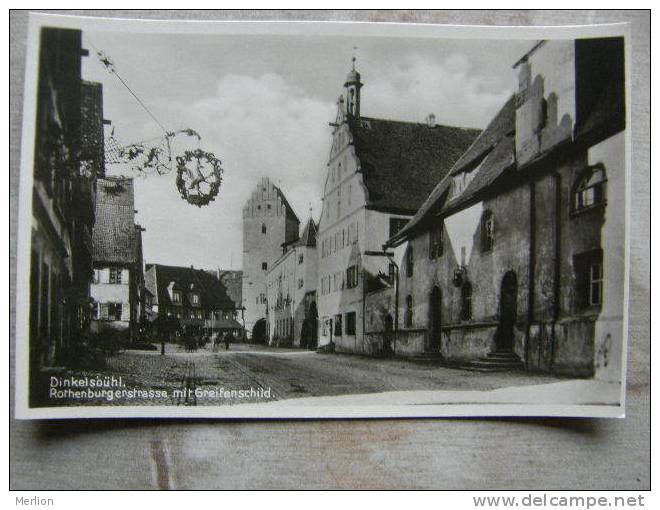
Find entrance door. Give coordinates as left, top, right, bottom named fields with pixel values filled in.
left=429, top=286, right=442, bottom=351
left=497, top=271, right=518, bottom=352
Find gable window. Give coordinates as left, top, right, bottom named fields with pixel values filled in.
left=261, top=223, right=267, bottom=234
left=404, top=295, right=413, bottom=328
left=429, top=223, right=444, bottom=259
left=481, top=211, right=494, bottom=252
left=191, top=293, right=200, bottom=306
left=262, top=262, right=268, bottom=271
left=405, top=246, right=414, bottom=277
left=574, top=249, right=604, bottom=309
left=460, top=282, right=472, bottom=321
left=172, top=290, right=182, bottom=304
left=298, top=253, right=304, bottom=264
left=573, top=165, right=607, bottom=213
left=109, top=268, right=123, bottom=284
left=298, top=278, right=304, bottom=289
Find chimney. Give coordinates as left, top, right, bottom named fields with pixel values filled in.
left=426, top=113, right=436, bottom=128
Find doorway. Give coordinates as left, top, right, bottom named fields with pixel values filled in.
left=496, top=271, right=518, bottom=352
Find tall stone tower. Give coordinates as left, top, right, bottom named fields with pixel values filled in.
left=242, top=177, right=300, bottom=340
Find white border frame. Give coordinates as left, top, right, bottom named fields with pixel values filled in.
left=14, top=12, right=632, bottom=420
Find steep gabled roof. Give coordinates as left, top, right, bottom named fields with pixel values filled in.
left=294, top=217, right=318, bottom=248
left=92, top=177, right=138, bottom=264
left=386, top=96, right=515, bottom=246
left=350, top=116, right=480, bottom=215
left=146, top=263, right=236, bottom=310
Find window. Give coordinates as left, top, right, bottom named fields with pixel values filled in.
left=429, top=223, right=444, bottom=259
left=334, top=314, right=343, bottom=336
left=173, top=290, right=182, bottom=304
left=93, top=269, right=101, bottom=284
left=405, top=295, right=413, bottom=328
left=267, top=204, right=272, bottom=210
left=346, top=265, right=359, bottom=289
left=262, top=262, right=268, bottom=271
left=345, top=311, right=356, bottom=335
left=481, top=211, right=494, bottom=252
left=460, top=282, right=472, bottom=321
left=262, top=223, right=267, bottom=234
left=109, top=268, right=123, bottom=284
left=298, top=253, right=304, bottom=264
left=108, top=303, right=122, bottom=321
left=589, top=262, right=603, bottom=306
left=405, top=246, right=414, bottom=277
left=390, top=217, right=409, bottom=238
left=298, top=278, right=304, bottom=289
left=191, top=293, right=199, bottom=306
left=574, top=250, right=603, bottom=309
left=573, top=165, right=607, bottom=212
left=388, top=263, right=396, bottom=284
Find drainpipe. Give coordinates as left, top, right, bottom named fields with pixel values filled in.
left=526, top=179, right=536, bottom=370
left=552, top=172, right=562, bottom=370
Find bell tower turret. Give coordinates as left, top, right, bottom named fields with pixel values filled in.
left=344, top=57, right=363, bottom=119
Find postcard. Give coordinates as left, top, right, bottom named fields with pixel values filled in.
left=14, top=13, right=630, bottom=418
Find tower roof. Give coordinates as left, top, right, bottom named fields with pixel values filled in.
left=295, top=217, right=318, bottom=248
left=344, top=56, right=362, bottom=86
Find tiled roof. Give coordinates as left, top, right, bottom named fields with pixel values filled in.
left=350, top=116, right=480, bottom=214
left=387, top=96, right=515, bottom=246
left=146, top=263, right=236, bottom=310
left=92, top=177, right=138, bottom=264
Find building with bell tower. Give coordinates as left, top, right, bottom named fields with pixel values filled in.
left=242, top=177, right=300, bottom=341
left=316, top=58, right=480, bottom=353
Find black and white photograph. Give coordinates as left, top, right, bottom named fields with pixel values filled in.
left=14, top=13, right=631, bottom=419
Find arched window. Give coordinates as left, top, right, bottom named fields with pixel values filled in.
left=405, top=245, right=414, bottom=277
left=460, top=282, right=472, bottom=321
left=405, top=295, right=413, bottom=328
left=261, top=223, right=267, bottom=234
left=573, top=164, right=607, bottom=212
left=481, top=211, right=494, bottom=252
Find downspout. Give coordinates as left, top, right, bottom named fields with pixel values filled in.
left=552, top=171, right=562, bottom=371
left=526, top=179, right=536, bottom=370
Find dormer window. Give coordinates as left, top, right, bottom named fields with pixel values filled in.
left=172, top=291, right=182, bottom=304
left=573, top=165, right=607, bottom=213
left=191, top=293, right=200, bottom=306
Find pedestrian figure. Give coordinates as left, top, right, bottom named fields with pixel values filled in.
left=224, top=332, right=231, bottom=351
left=210, top=332, right=218, bottom=352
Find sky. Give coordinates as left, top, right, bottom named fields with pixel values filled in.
left=81, top=30, right=533, bottom=271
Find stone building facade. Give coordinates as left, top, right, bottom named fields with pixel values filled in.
left=316, top=60, right=480, bottom=353
left=242, top=177, right=300, bottom=341
left=385, top=38, right=626, bottom=379
left=28, top=27, right=98, bottom=381
left=266, top=218, right=319, bottom=348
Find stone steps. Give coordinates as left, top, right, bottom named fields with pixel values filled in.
left=468, top=351, right=525, bottom=372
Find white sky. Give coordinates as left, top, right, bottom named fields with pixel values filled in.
left=80, top=31, right=532, bottom=271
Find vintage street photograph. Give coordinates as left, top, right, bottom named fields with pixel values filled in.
left=15, top=14, right=629, bottom=418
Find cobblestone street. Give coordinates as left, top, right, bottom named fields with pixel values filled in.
left=42, top=342, right=564, bottom=407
